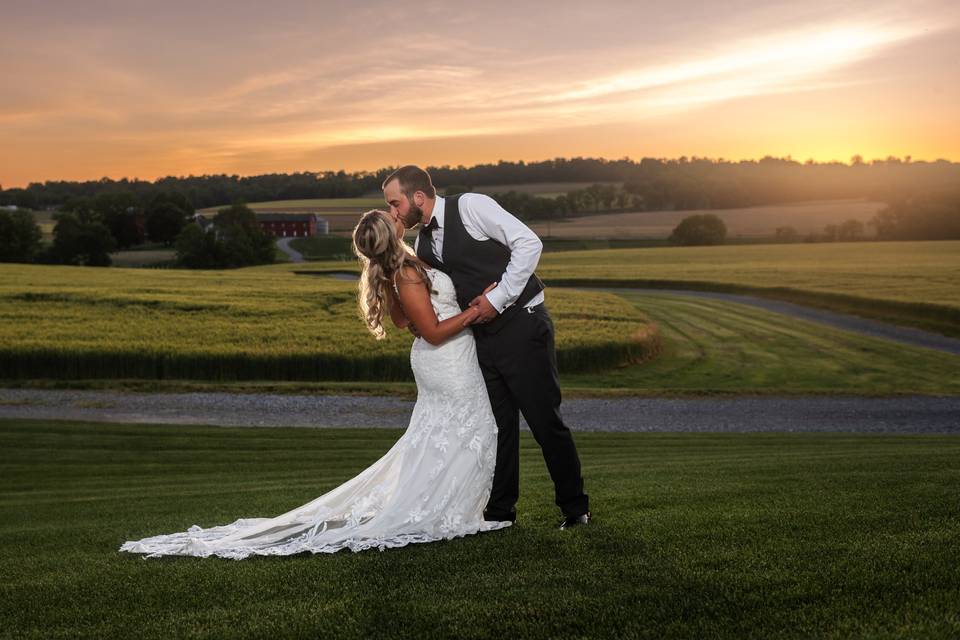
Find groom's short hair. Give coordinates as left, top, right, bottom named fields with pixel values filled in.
left=382, top=165, right=436, bottom=200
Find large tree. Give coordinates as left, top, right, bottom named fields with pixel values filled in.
left=174, top=203, right=275, bottom=269
left=146, top=202, right=188, bottom=245
left=0, top=210, right=43, bottom=262
left=47, top=212, right=117, bottom=266
left=174, top=223, right=223, bottom=268
left=669, top=214, right=727, bottom=246
left=62, top=192, right=144, bottom=248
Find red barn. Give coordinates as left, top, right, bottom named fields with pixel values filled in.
left=254, top=213, right=328, bottom=238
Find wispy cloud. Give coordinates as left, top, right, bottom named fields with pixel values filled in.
left=0, top=0, right=957, bottom=186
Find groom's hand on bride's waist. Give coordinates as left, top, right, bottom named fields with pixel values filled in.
left=468, top=283, right=500, bottom=324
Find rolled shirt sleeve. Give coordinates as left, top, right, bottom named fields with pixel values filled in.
left=458, top=193, right=543, bottom=313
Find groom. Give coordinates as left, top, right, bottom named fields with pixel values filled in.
left=382, top=165, right=591, bottom=529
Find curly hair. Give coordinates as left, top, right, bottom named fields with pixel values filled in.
left=351, top=210, right=432, bottom=339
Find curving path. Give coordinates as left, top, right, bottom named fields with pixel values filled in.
left=276, top=237, right=305, bottom=263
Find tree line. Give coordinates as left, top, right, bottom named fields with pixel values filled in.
left=2, top=155, right=957, bottom=266
left=0, top=191, right=275, bottom=268
left=3, top=155, right=958, bottom=211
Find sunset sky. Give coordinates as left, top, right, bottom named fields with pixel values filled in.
left=2, top=0, right=959, bottom=188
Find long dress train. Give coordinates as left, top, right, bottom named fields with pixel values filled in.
left=119, top=268, right=508, bottom=559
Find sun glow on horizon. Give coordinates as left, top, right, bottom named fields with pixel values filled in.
left=1, top=2, right=958, bottom=187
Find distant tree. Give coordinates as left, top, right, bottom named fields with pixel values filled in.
left=148, top=190, right=193, bottom=215
left=47, top=212, right=116, bottom=266
left=0, top=210, right=43, bottom=262
left=174, top=224, right=223, bottom=268
left=870, top=207, right=901, bottom=240
left=822, top=224, right=839, bottom=242
left=174, top=203, right=274, bottom=268
left=146, top=202, right=188, bottom=245
left=94, top=192, right=144, bottom=248
left=775, top=226, right=799, bottom=243
left=870, top=192, right=960, bottom=240
left=441, top=184, right=470, bottom=195
left=837, top=219, right=865, bottom=241
left=4, top=188, right=39, bottom=210
left=62, top=192, right=143, bottom=248
left=60, top=196, right=101, bottom=224
left=669, top=214, right=727, bottom=246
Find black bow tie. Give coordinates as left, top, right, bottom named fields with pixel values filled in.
left=417, top=217, right=439, bottom=267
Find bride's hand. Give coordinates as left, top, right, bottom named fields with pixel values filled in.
left=461, top=306, right=482, bottom=327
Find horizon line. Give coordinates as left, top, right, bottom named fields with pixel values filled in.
left=3, top=152, right=959, bottom=189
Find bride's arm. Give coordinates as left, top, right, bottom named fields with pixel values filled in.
left=385, top=284, right=410, bottom=328
left=395, top=266, right=481, bottom=346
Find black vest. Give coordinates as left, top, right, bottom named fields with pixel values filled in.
left=417, top=194, right=544, bottom=334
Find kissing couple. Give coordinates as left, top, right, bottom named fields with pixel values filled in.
left=120, top=165, right=591, bottom=559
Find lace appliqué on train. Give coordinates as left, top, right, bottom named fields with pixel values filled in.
left=119, top=269, right=507, bottom=559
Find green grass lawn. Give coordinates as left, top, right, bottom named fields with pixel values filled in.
left=563, top=292, right=960, bottom=395
left=1, top=419, right=958, bottom=639
left=288, top=235, right=354, bottom=260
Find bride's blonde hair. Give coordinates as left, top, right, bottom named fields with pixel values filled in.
left=352, top=210, right=432, bottom=339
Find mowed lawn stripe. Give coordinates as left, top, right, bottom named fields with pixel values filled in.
left=563, top=292, right=960, bottom=394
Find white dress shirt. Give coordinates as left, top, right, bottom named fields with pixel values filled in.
left=413, top=194, right=545, bottom=312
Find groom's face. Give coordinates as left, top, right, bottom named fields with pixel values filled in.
left=383, top=179, right=424, bottom=230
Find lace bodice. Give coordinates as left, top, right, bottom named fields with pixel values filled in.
left=391, top=266, right=461, bottom=322
left=424, top=268, right=462, bottom=321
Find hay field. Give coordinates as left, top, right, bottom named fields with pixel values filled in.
left=537, top=240, right=960, bottom=309
left=528, top=199, right=884, bottom=239
left=0, top=263, right=658, bottom=382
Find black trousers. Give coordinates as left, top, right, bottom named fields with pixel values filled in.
left=476, top=303, right=589, bottom=519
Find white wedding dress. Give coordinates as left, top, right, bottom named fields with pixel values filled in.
left=119, top=268, right=509, bottom=559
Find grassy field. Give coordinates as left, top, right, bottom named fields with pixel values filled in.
left=2, top=418, right=958, bottom=639
left=564, top=292, right=960, bottom=395
left=288, top=235, right=355, bottom=261
left=535, top=240, right=960, bottom=337
left=7, top=287, right=958, bottom=397
left=281, top=240, right=960, bottom=337
left=529, top=199, right=883, bottom=239
left=0, top=263, right=658, bottom=382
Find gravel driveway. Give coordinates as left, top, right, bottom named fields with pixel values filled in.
left=276, top=237, right=305, bottom=263
left=2, top=389, right=958, bottom=433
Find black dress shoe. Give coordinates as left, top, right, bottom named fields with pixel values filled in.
left=483, top=509, right=516, bottom=523
left=559, top=511, right=592, bottom=530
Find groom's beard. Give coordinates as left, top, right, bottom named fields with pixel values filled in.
left=403, top=203, right=424, bottom=229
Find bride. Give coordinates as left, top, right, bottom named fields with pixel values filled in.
left=119, top=209, right=509, bottom=559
